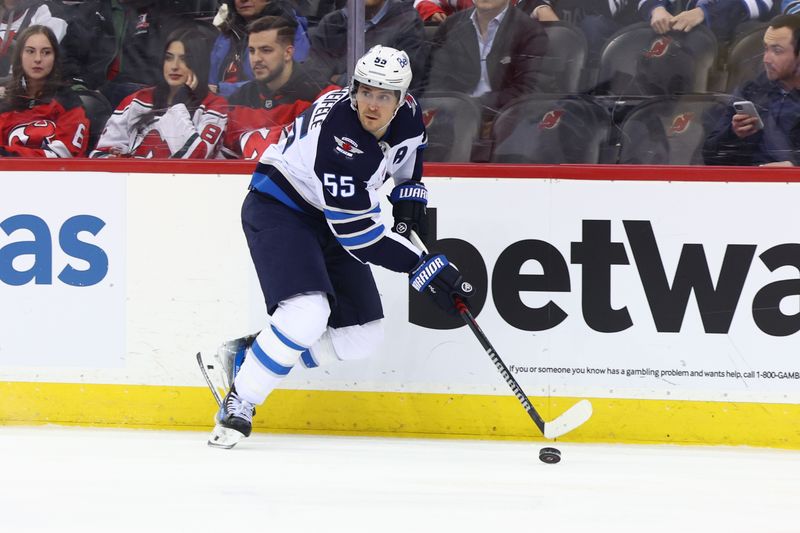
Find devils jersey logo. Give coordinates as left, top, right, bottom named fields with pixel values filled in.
left=668, top=112, right=695, bottom=136
left=131, top=130, right=172, bottom=158
left=240, top=127, right=282, bottom=160
left=645, top=37, right=673, bottom=59
left=539, top=110, right=565, bottom=130
left=422, top=108, right=438, bottom=128
left=8, top=120, right=57, bottom=147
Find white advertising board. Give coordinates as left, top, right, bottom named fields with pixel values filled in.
left=0, top=172, right=125, bottom=368
left=2, top=171, right=799, bottom=405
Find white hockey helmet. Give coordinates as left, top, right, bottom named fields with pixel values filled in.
left=350, top=45, right=413, bottom=110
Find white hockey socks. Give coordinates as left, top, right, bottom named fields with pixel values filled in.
left=300, top=319, right=385, bottom=368
left=234, top=292, right=330, bottom=405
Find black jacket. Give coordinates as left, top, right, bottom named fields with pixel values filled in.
left=306, top=0, right=428, bottom=93
left=704, top=73, right=800, bottom=166
left=425, top=5, right=548, bottom=112
left=61, top=0, right=190, bottom=89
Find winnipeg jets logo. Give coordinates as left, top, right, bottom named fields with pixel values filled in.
left=334, top=136, right=364, bottom=158
left=645, top=36, right=672, bottom=59
left=539, top=110, right=565, bottom=130
left=668, top=112, right=695, bottom=136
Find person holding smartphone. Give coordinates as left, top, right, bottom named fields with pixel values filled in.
left=704, top=14, right=800, bottom=166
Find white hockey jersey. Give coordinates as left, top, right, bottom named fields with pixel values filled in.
left=90, top=88, right=228, bottom=159
left=251, top=87, right=428, bottom=273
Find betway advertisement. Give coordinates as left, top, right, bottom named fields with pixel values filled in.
left=1, top=168, right=799, bottom=405
left=0, top=172, right=126, bottom=367
left=358, top=178, right=800, bottom=404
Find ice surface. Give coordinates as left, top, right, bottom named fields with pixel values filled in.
left=1, top=426, right=797, bottom=533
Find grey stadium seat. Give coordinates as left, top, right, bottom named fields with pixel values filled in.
left=617, top=94, right=729, bottom=165
left=490, top=94, right=612, bottom=164
left=418, top=92, right=482, bottom=162
left=538, top=21, right=588, bottom=94
left=595, top=22, right=718, bottom=96
left=724, top=22, right=768, bottom=93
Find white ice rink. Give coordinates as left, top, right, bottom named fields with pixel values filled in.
left=1, top=426, right=797, bottom=533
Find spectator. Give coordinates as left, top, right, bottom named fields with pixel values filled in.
left=224, top=15, right=337, bottom=159
left=90, top=28, right=228, bottom=159
left=0, top=24, right=88, bottom=157
left=210, top=0, right=310, bottom=98
left=60, top=0, right=193, bottom=109
left=413, top=0, right=473, bottom=24
left=424, top=0, right=548, bottom=115
left=704, top=15, right=800, bottom=166
left=525, top=1, right=774, bottom=59
left=0, top=0, right=67, bottom=86
left=306, top=0, right=428, bottom=93
left=784, top=0, right=800, bottom=14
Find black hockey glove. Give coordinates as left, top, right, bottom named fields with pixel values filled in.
left=409, top=253, right=475, bottom=315
left=389, top=181, right=428, bottom=243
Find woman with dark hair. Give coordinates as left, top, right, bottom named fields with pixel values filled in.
left=91, top=28, right=228, bottom=159
left=0, top=24, right=89, bottom=157
left=209, top=0, right=310, bottom=97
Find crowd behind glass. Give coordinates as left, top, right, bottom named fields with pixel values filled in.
left=1, top=0, right=799, bottom=166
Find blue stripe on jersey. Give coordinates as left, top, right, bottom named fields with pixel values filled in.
left=251, top=339, right=293, bottom=376
left=251, top=172, right=303, bottom=212
left=270, top=324, right=307, bottom=351
left=300, top=350, right=318, bottom=368
left=337, top=224, right=385, bottom=248
left=324, top=205, right=381, bottom=221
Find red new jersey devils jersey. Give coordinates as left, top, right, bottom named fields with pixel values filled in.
left=0, top=94, right=89, bottom=157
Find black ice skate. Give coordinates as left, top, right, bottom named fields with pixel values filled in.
left=208, top=385, right=255, bottom=449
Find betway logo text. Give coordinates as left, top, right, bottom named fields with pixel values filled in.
left=1, top=214, right=108, bottom=287
left=410, top=218, right=798, bottom=337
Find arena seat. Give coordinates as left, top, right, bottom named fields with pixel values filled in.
left=490, top=94, right=612, bottom=164
left=418, top=91, right=482, bottom=162
left=617, top=94, right=729, bottom=165
left=594, top=22, right=718, bottom=96
left=75, top=89, right=113, bottom=153
left=538, top=21, right=588, bottom=94
left=724, top=22, right=768, bottom=93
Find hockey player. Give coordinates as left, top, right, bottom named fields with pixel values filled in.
left=90, top=28, right=228, bottom=159
left=208, top=45, right=475, bottom=449
left=0, top=24, right=88, bottom=157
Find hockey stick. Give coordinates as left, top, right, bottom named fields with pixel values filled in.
left=409, top=231, right=592, bottom=439
left=196, top=352, right=223, bottom=407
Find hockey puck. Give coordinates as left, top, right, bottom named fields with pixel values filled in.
left=539, top=447, right=561, bottom=464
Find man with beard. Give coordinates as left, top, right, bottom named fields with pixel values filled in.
left=704, top=15, right=800, bottom=166
left=209, top=0, right=310, bottom=98
left=224, top=15, right=337, bottom=159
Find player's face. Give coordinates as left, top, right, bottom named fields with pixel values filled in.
left=20, top=33, right=55, bottom=83
left=236, top=0, right=268, bottom=20
left=763, top=27, right=800, bottom=83
left=248, top=30, right=293, bottom=85
left=355, top=84, right=399, bottom=137
left=163, top=41, right=192, bottom=89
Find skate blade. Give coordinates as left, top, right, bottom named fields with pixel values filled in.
left=207, top=424, right=246, bottom=449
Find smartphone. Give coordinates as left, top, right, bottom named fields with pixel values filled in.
left=733, top=100, right=764, bottom=130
